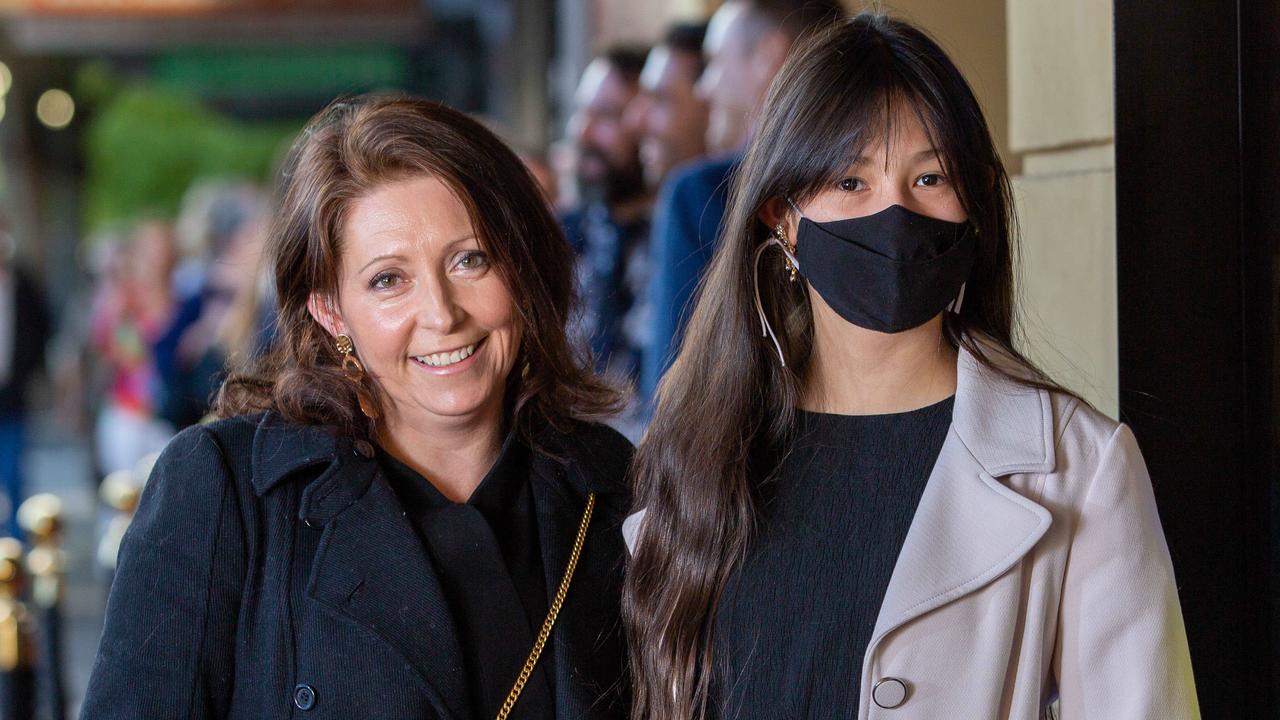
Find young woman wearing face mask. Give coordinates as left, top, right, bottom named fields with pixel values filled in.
left=622, top=14, right=1200, bottom=720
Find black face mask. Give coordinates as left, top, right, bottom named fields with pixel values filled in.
left=791, top=203, right=976, bottom=333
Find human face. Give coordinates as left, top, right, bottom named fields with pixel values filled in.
left=696, top=1, right=762, bottom=154
left=624, top=45, right=708, bottom=188
left=313, top=174, right=521, bottom=432
left=129, top=220, right=176, bottom=288
left=568, top=59, right=642, bottom=189
left=777, top=107, right=967, bottom=339
left=784, top=110, right=966, bottom=231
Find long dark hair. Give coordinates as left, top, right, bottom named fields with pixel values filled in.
left=216, top=95, right=623, bottom=442
left=624, top=14, right=1075, bottom=719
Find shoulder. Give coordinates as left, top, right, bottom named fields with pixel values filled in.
left=194, top=411, right=267, bottom=453
left=185, top=411, right=345, bottom=496
left=1048, top=392, right=1150, bottom=495
left=141, top=414, right=270, bottom=508
left=558, top=208, right=587, bottom=251
left=1051, top=393, right=1126, bottom=458
left=664, top=154, right=737, bottom=199
left=532, top=419, right=634, bottom=497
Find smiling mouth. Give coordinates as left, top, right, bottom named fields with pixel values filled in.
left=412, top=337, right=484, bottom=368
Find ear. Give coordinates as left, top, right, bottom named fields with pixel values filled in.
left=756, top=196, right=794, bottom=231
left=306, top=291, right=346, bottom=339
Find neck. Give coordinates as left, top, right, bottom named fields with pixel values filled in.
left=378, top=400, right=506, bottom=502
left=802, top=311, right=957, bottom=415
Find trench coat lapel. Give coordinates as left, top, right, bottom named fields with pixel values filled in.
left=866, top=347, right=1056, bottom=657
left=529, top=449, right=629, bottom=720
left=301, top=455, right=470, bottom=720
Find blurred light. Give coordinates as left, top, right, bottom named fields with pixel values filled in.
left=0, top=98, right=8, bottom=124
left=36, top=88, right=74, bottom=129
left=0, top=63, right=11, bottom=96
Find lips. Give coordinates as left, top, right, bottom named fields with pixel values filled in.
left=412, top=337, right=484, bottom=368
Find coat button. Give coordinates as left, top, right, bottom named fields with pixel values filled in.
left=872, top=677, right=908, bottom=709
left=293, top=684, right=317, bottom=711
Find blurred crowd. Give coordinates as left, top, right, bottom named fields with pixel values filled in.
left=3, top=179, right=275, bottom=522
left=556, top=0, right=842, bottom=435
left=0, top=0, right=842, bottom=526
left=82, top=182, right=275, bottom=476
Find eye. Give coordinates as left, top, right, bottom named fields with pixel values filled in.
left=836, top=177, right=865, bottom=192
left=915, top=172, right=947, bottom=188
left=455, top=251, right=490, bottom=272
left=369, top=271, right=401, bottom=290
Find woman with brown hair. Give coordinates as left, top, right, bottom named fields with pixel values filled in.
left=623, top=14, right=1199, bottom=720
left=82, top=96, right=632, bottom=720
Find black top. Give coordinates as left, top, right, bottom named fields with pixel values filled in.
left=379, top=433, right=555, bottom=720
left=712, top=396, right=955, bottom=719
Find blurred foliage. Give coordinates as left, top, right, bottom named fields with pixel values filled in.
left=152, top=47, right=410, bottom=98
left=80, top=68, right=301, bottom=234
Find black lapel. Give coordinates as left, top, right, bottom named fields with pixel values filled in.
left=530, top=453, right=629, bottom=720
left=303, top=458, right=471, bottom=720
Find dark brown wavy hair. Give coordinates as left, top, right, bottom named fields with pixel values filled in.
left=624, top=14, right=1076, bottom=719
left=215, top=95, right=622, bottom=441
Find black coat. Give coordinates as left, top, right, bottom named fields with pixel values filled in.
left=80, top=411, right=633, bottom=720
left=0, top=264, right=50, bottom=419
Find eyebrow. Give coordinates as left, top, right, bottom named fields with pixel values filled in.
left=848, top=148, right=942, bottom=168
left=355, top=234, right=480, bottom=275
left=358, top=253, right=406, bottom=275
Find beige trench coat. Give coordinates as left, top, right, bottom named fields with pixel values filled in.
left=624, top=347, right=1200, bottom=719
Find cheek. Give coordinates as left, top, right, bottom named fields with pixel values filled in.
left=649, top=106, right=669, bottom=133
left=466, top=279, right=520, bottom=343
left=339, top=294, right=417, bottom=365
left=608, top=123, right=637, bottom=153
left=940, top=191, right=968, bottom=223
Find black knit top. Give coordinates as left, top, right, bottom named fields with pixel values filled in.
left=379, top=432, right=555, bottom=720
left=711, top=396, right=955, bottom=719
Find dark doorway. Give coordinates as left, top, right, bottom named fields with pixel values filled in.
left=1114, top=0, right=1279, bottom=716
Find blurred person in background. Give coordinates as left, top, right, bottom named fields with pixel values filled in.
left=0, top=224, right=51, bottom=537
left=522, top=150, right=559, bottom=208
left=623, top=21, right=710, bottom=191
left=88, top=219, right=177, bottom=475
left=156, top=182, right=268, bottom=429
left=217, top=217, right=278, bottom=368
left=562, top=46, right=652, bottom=390
left=640, top=0, right=845, bottom=406
left=548, top=139, right=578, bottom=213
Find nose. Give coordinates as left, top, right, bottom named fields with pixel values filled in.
left=569, top=111, right=590, bottom=147
left=694, top=66, right=716, bottom=103
left=875, top=181, right=925, bottom=217
left=417, top=274, right=463, bottom=334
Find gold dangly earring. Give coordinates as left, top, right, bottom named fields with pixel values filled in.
left=335, top=334, right=380, bottom=419
left=775, top=224, right=797, bottom=283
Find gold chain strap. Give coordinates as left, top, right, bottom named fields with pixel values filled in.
left=495, top=492, right=596, bottom=720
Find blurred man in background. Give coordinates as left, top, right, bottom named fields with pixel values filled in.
left=640, top=0, right=845, bottom=404
left=563, top=46, right=653, bottom=385
left=624, top=22, right=710, bottom=191
left=0, top=225, right=50, bottom=537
